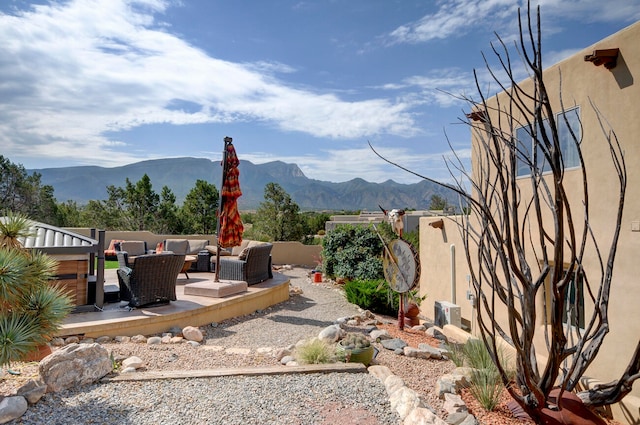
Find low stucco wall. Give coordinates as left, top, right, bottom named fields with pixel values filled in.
left=66, top=229, right=321, bottom=268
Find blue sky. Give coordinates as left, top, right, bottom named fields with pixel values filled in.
left=1, top=1, right=639, bottom=184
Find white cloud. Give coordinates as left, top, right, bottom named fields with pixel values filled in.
left=385, top=0, right=640, bottom=46
left=385, top=0, right=518, bottom=45
left=0, top=0, right=420, bottom=166
left=242, top=144, right=471, bottom=184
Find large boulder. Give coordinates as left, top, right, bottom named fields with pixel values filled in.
left=39, top=343, right=112, bottom=393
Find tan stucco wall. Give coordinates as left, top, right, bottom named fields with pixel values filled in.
left=68, top=229, right=322, bottom=268
left=418, top=21, right=640, bottom=424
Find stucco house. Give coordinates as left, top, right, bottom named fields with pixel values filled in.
left=418, top=20, right=640, bottom=423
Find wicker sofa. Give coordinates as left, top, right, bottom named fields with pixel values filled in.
left=217, top=242, right=273, bottom=285
left=117, top=253, right=185, bottom=307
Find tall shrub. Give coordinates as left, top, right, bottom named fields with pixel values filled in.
left=321, top=224, right=383, bottom=280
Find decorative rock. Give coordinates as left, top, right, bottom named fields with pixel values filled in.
left=404, top=407, right=448, bottom=425
left=16, top=379, right=47, bottom=404
left=50, top=337, right=65, bottom=347
left=384, top=375, right=405, bottom=396
left=64, top=336, right=80, bottom=345
left=417, top=343, right=444, bottom=359
left=335, top=316, right=350, bottom=325
left=120, top=366, right=137, bottom=374
left=131, top=335, right=147, bottom=343
left=411, top=324, right=427, bottom=331
left=161, top=335, right=171, bottom=344
left=346, top=319, right=359, bottom=326
left=451, top=367, right=474, bottom=381
left=370, top=329, right=391, bottom=341
left=445, top=411, right=470, bottom=425
left=274, top=347, right=292, bottom=361
left=443, top=393, right=467, bottom=414
left=182, top=326, right=203, bottom=342
left=114, top=336, right=131, bottom=343
left=147, top=336, right=162, bottom=345
left=0, top=396, right=28, bottom=423
left=367, top=365, right=392, bottom=383
left=82, top=338, right=95, bottom=344
left=318, top=324, right=342, bottom=343
left=95, top=336, right=111, bottom=344
left=280, top=355, right=294, bottom=365
left=285, top=360, right=298, bottom=366
left=39, top=343, right=112, bottom=393
left=459, top=414, right=477, bottom=425
left=256, top=347, right=272, bottom=354
left=381, top=338, right=407, bottom=351
left=162, top=332, right=173, bottom=338
left=435, top=374, right=469, bottom=398
left=122, top=356, right=144, bottom=370
left=170, top=336, right=183, bottom=343
left=389, top=387, right=426, bottom=420
left=404, top=346, right=434, bottom=359
left=426, top=327, right=448, bottom=343
left=187, top=340, right=200, bottom=347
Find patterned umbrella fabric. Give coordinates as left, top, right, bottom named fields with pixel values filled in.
left=218, top=142, right=244, bottom=248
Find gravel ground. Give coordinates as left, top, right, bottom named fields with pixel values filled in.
left=3, top=268, right=456, bottom=425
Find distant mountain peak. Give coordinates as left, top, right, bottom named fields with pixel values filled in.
left=29, top=157, right=458, bottom=210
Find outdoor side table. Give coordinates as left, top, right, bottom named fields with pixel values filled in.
left=197, top=250, right=211, bottom=272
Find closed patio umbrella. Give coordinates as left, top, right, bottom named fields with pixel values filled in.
left=215, top=137, right=244, bottom=281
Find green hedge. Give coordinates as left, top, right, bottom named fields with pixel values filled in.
left=344, top=279, right=399, bottom=316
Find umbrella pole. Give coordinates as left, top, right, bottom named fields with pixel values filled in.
left=214, top=136, right=232, bottom=282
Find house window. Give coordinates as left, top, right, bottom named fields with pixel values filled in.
left=515, top=107, right=581, bottom=177
left=543, top=266, right=585, bottom=329
left=562, top=270, right=585, bottom=329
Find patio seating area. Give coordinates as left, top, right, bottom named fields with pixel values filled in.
left=57, top=267, right=291, bottom=339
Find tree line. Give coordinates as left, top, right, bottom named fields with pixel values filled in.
left=0, top=155, right=330, bottom=242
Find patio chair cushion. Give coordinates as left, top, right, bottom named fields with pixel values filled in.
left=231, top=240, right=251, bottom=256
left=119, top=241, right=147, bottom=256
left=165, top=239, right=189, bottom=255
left=205, top=245, right=231, bottom=256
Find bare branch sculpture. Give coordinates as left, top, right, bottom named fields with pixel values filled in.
left=371, top=4, right=637, bottom=422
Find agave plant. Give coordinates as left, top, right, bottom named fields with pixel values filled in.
left=0, top=212, right=73, bottom=369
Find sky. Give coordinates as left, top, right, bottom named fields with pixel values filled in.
left=1, top=0, right=639, bottom=184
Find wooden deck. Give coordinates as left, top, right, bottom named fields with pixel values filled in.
left=57, top=269, right=290, bottom=339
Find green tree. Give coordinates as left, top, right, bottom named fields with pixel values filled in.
left=123, top=174, right=159, bottom=231
left=428, top=194, right=448, bottom=210
left=254, top=183, right=305, bottom=241
left=182, top=179, right=219, bottom=234
left=157, top=186, right=181, bottom=234
left=0, top=156, right=58, bottom=223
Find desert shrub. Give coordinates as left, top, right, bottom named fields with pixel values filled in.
left=444, top=342, right=466, bottom=367
left=344, top=279, right=398, bottom=316
left=469, top=367, right=504, bottom=411
left=462, top=337, right=515, bottom=412
left=322, top=224, right=383, bottom=280
left=294, top=339, right=335, bottom=364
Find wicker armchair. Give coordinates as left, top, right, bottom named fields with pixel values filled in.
left=218, top=243, right=273, bottom=285
left=117, top=253, right=185, bottom=307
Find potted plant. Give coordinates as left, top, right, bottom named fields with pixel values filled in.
left=0, top=213, right=74, bottom=370
left=336, top=332, right=375, bottom=366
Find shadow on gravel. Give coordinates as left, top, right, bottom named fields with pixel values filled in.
left=268, top=314, right=334, bottom=328
left=271, top=295, right=317, bottom=312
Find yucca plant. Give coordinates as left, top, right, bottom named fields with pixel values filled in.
left=0, top=212, right=74, bottom=370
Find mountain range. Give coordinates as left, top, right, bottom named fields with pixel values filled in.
left=29, top=157, right=459, bottom=211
